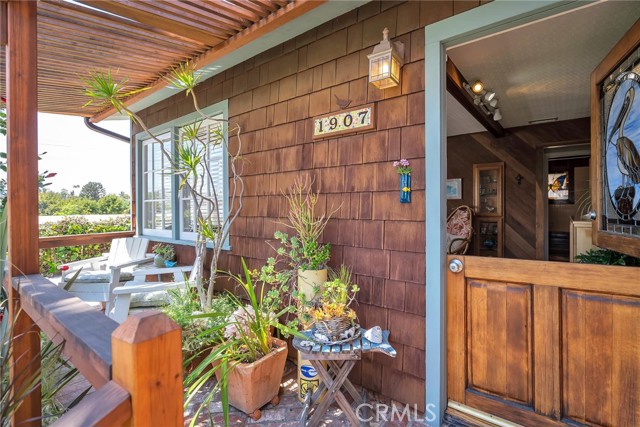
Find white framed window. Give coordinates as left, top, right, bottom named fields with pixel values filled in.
left=141, top=131, right=173, bottom=238
left=135, top=100, right=228, bottom=246
left=179, top=116, right=225, bottom=241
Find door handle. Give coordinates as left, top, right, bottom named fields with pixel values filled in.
left=588, top=210, right=597, bottom=220
left=449, top=259, right=464, bottom=273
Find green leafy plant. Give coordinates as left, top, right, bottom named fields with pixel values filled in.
left=151, top=243, right=176, bottom=261
left=184, top=259, right=302, bottom=426
left=162, top=286, right=234, bottom=354
left=575, top=247, right=640, bottom=266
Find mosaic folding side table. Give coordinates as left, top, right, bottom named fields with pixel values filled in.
left=293, top=328, right=396, bottom=427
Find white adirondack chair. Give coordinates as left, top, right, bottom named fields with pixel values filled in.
left=109, top=263, right=197, bottom=323
left=59, top=237, right=151, bottom=310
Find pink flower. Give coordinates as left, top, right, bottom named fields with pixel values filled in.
left=400, top=159, right=410, bottom=166
left=45, top=172, right=57, bottom=178
left=392, top=161, right=399, bottom=167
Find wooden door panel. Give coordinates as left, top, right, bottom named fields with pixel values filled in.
left=447, top=255, right=640, bottom=427
left=563, top=291, right=640, bottom=427
left=467, top=280, right=532, bottom=405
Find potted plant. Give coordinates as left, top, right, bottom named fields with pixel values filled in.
left=267, top=177, right=336, bottom=303
left=151, top=243, right=176, bottom=268
left=184, top=259, right=300, bottom=426
left=304, top=265, right=360, bottom=343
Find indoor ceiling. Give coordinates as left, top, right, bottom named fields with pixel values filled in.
left=447, top=0, right=640, bottom=133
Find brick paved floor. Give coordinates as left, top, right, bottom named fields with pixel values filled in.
left=184, top=360, right=430, bottom=427
left=59, top=359, right=430, bottom=426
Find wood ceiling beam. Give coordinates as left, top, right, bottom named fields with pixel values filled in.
left=201, top=0, right=262, bottom=23
left=40, top=1, right=203, bottom=49
left=77, top=0, right=226, bottom=46
left=446, top=58, right=506, bottom=138
left=156, top=1, right=246, bottom=33
left=90, top=0, right=327, bottom=122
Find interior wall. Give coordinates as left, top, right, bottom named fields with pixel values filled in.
left=447, top=118, right=590, bottom=259
left=132, top=0, right=489, bottom=409
left=548, top=164, right=590, bottom=232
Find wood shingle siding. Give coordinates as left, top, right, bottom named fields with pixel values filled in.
left=135, top=0, right=487, bottom=409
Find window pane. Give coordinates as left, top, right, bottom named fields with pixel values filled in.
left=141, top=132, right=172, bottom=234
left=163, top=201, right=172, bottom=230
left=182, top=200, right=193, bottom=233
left=145, top=173, right=153, bottom=200
left=144, top=202, right=153, bottom=228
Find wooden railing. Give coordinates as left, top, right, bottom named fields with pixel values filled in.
left=38, top=231, right=135, bottom=249
left=13, top=274, right=183, bottom=426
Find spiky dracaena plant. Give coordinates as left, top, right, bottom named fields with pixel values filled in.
left=83, top=66, right=244, bottom=310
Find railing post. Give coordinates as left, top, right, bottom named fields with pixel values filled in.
left=6, top=0, right=41, bottom=425
left=111, top=311, right=183, bottom=426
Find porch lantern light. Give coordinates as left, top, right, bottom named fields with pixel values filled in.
left=367, top=28, right=404, bottom=89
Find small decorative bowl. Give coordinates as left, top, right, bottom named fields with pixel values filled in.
left=164, top=260, right=178, bottom=268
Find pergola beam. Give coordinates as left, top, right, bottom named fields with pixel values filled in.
left=89, top=0, right=327, bottom=123
left=78, top=0, right=226, bottom=46
left=6, top=1, right=41, bottom=425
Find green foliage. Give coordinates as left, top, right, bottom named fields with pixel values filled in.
left=575, top=247, right=640, bottom=266
left=79, top=181, right=106, bottom=201
left=162, top=287, right=234, bottom=354
left=271, top=230, right=330, bottom=271
left=82, top=71, right=147, bottom=120
left=39, top=190, right=129, bottom=216
left=151, top=243, right=175, bottom=261
left=0, top=107, right=6, bottom=136
left=96, top=194, right=129, bottom=214
left=38, top=216, right=131, bottom=276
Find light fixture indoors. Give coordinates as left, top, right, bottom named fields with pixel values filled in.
left=471, top=80, right=484, bottom=94
left=463, top=81, right=502, bottom=121
left=367, top=28, right=404, bottom=89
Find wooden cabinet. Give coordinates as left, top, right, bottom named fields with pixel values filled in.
left=570, top=219, right=595, bottom=262
left=473, top=162, right=504, bottom=257
left=475, top=217, right=504, bottom=257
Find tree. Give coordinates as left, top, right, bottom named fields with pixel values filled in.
left=97, top=194, right=129, bottom=214
left=79, top=181, right=106, bottom=201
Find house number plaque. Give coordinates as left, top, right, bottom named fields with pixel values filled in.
left=312, top=104, right=376, bottom=139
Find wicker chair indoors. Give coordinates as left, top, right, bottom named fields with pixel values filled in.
left=446, top=205, right=474, bottom=255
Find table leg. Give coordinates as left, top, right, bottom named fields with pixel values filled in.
left=327, top=360, right=361, bottom=403
left=307, top=360, right=359, bottom=427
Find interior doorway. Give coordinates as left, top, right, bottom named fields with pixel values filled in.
left=544, top=144, right=591, bottom=261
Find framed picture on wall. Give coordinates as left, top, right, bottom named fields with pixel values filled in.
left=547, top=170, right=573, bottom=204
left=446, top=178, right=462, bottom=199
left=592, top=19, right=640, bottom=258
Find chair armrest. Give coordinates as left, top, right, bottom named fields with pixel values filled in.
left=113, top=281, right=187, bottom=295
left=60, top=256, right=108, bottom=270
left=109, top=257, right=153, bottom=271
left=130, top=264, right=193, bottom=276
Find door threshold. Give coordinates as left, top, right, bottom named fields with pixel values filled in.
left=446, top=401, right=524, bottom=427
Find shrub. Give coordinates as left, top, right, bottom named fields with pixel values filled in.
left=39, top=216, right=131, bottom=276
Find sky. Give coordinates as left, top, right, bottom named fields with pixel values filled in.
left=0, top=113, right=131, bottom=195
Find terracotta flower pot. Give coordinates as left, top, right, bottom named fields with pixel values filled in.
left=213, top=338, right=287, bottom=415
